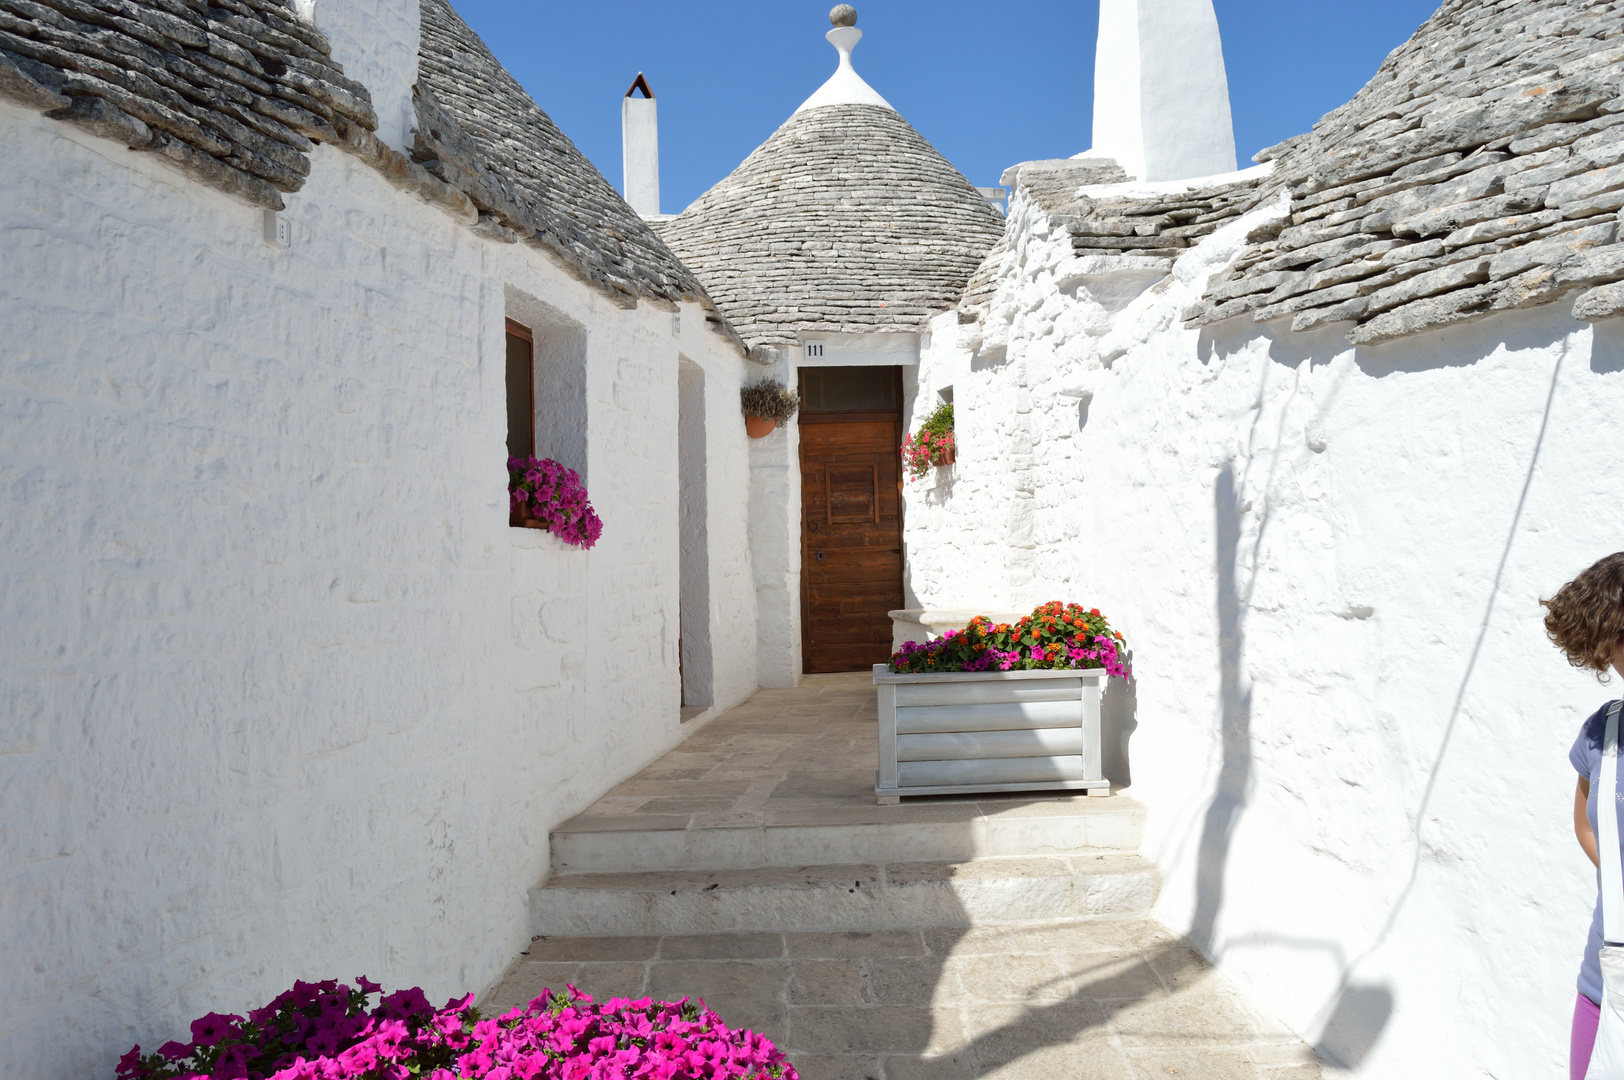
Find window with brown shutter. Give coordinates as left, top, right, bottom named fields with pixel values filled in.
left=505, top=317, right=534, bottom=460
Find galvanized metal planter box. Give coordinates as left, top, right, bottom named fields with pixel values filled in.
left=872, top=664, right=1110, bottom=801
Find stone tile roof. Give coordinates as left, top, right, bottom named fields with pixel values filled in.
left=415, top=0, right=741, bottom=331
left=0, top=0, right=380, bottom=210
left=659, top=103, right=1007, bottom=348
left=0, top=0, right=742, bottom=341
left=998, top=158, right=1266, bottom=287
left=1183, top=0, right=1624, bottom=344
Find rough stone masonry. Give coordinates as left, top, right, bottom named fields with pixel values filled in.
left=1180, top=0, right=1624, bottom=345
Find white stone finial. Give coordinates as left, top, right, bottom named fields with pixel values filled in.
left=794, top=5, right=894, bottom=114
left=1085, top=0, right=1237, bottom=181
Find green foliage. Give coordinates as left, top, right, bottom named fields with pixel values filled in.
left=918, top=402, right=953, bottom=439
left=901, top=402, right=956, bottom=481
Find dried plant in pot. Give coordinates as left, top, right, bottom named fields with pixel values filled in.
left=740, top=378, right=800, bottom=438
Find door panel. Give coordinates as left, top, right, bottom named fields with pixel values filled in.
left=799, top=368, right=904, bottom=674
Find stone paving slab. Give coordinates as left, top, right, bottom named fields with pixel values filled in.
left=531, top=855, right=1160, bottom=937
left=552, top=673, right=1146, bottom=873
left=484, top=918, right=1321, bottom=1080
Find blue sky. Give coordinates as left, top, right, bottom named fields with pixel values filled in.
left=449, top=0, right=1442, bottom=214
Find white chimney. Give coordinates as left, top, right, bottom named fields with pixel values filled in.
left=1088, top=0, right=1237, bottom=182
left=622, top=73, right=660, bottom=218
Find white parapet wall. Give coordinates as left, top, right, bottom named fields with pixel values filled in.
left=301, top=0, right=422, bottom=154
left=0, top=100, right=757, bottom=1077
left=906, top=177, right=1624, bottom=1075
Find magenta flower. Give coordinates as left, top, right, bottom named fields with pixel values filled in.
left=507, top=456, right=603, bottom=550
left=120, top=979, right=796, bottom=1080
left=190, top=1013, right=238, bottom=1047
left=212, top=1043, right=250, bottom=1079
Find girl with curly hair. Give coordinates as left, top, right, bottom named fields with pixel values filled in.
left=1545, top=552, right=1624, bottom=1078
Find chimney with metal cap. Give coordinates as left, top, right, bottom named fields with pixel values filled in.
left=622, top=72, right=659, bottom=218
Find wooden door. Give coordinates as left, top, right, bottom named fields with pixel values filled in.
left=799, top=367, right=904, bottom=673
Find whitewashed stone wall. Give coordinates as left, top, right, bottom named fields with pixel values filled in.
left=302, top=0, right=422, bottom=154
left=908, top=180, right=1624, bottom=1075
left=0, top=100, right=756, bottom=1077
left=748, top=417, right=803, bottom=688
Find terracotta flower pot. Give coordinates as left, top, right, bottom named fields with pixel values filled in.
left=931, top=443, right=957, bottom=466
left=745, top=415, right=778, bottom=439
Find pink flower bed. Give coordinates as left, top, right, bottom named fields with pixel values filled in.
left=118, top=979, right=797, bottom=1080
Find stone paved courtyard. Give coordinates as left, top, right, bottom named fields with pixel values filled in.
left=547, top=673, right=1145, bottom=872
left=495, top=675, right=1325, bottom=1079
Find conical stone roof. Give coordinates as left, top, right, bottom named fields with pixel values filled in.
left=660, top=98, right=1006, bottom=348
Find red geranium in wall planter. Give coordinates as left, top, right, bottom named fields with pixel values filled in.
left=902, top=403, right=955, bottom=481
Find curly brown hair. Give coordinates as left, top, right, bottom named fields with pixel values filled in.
left=1542, top=552, right=1624, bottom=679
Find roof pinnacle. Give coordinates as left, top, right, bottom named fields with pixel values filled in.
left=794, top=4, right=892, bottom=113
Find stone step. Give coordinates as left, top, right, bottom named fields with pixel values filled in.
left=530, top=854, right=1160, bottom=938
left=550, top=794, right=1146, bottom=873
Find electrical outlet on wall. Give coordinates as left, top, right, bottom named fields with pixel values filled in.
left=262, top=210, right=290, bottom=250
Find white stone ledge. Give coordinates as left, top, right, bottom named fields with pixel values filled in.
left=509, top=526, right=583, bottom=554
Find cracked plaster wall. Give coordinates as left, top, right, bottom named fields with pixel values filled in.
left=906, top=178, right=1624, bottom=1075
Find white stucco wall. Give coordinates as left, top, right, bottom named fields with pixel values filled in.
left=301, top=0, right=421, bottom=154
left=747, top=350, right=802, bottom=687
left=0, top=100, right=756, bottom=1078
left=1088, top=0, right=1237, bottom=181
left=908, top=181, right=1624, bottom=1075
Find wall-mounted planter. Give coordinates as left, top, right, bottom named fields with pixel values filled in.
left=930, top=444, right=956, bottom=466
left=745, top=416, right=777, bottom=439
left=873, top=664, right=1109, bottom=801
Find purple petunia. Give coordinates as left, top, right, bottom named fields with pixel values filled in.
left=508, top=456, right=603, bottom=550
left=118, top=979, right=796, bottom=1080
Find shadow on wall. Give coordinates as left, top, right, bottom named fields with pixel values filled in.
left=1594, top=320, right=1624, bottom=374
left=1184, top=466, right=1396, bottom=1065
left=1195, top=320, right=1343, bottom=372
left=1314, top=983, right=1395, bottom=1069
left=1183, top=324, right=1574, bottom=1066
left=1101, top=674, right=1137, bottom=789
left=1352, top=305, right=1574, bottom=379
left=1188, top=465, right=1252, bottom=954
